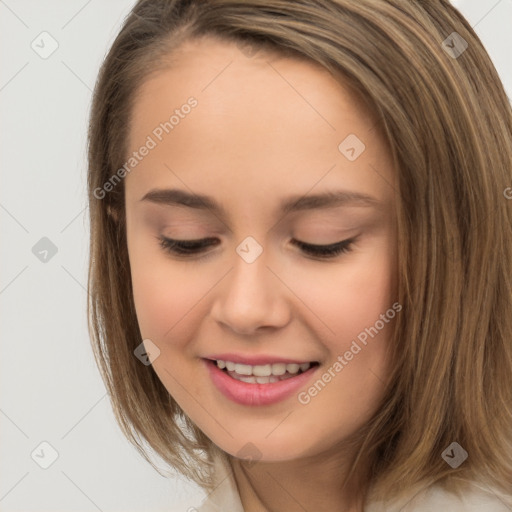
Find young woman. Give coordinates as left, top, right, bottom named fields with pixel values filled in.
left=87, top=1, right=512, bottom=510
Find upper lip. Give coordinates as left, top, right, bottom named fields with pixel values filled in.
left=205, top=353, right=318, bottom=366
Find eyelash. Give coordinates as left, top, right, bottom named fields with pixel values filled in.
left=157, top=236, right=356, bottom=260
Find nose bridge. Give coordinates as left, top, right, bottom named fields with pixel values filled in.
left=211, top=237, right=288, bottom=333
left=228, top=238, right=272, bottom=309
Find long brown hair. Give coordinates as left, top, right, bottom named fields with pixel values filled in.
left=87, top=0, right=512, bottom=504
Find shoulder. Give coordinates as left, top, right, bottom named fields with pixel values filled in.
left=366, top=481, right=512, bottom=512
left=194, top=452, right=245, bottom=512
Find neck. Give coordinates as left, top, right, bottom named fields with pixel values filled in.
left=229, top=446, right=366, bottom=512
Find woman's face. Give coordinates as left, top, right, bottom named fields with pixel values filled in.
left=124, top=37, right=398, bottom=462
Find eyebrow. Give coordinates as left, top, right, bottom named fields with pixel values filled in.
left=140, top=188, right=382, bottom=218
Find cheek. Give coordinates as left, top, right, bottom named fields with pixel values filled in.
left=292, top=240, right=397, bottom=350
left=290, top=254, right=396, bottom=446
left=128, top=234, right=206, bottom=345
left=131, top=263, right=205, bottom=343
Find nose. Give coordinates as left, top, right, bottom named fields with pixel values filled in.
left=210, top=247, right=291, bottom=336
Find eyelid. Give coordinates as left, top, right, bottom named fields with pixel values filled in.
left=157, top=235, right=357, bottom=260
left=291, top=237, right=357, bottom=259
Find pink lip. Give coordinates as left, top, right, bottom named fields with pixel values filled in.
left=204, top=359, right=319, bottom=406
left=205, top=353, right=317, bottom=366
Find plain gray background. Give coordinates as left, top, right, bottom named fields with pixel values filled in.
left=1, top=1, right=511, bottom=511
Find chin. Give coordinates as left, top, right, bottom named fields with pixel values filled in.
left=217, top=434, right=316, bottom=464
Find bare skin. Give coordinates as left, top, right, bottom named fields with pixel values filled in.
left=124, top=36, right=398, bottom=511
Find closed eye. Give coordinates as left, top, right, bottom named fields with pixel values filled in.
left=157, top=236, right=357, bottom=260
left=293, top=238, right=355, bottom=258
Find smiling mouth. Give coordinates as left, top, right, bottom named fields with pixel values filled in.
left=208, top=358, right=320, bottom=384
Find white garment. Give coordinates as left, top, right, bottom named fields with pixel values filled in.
left=195, top=453, right=512, bottom=511
left=195, top=453, right=244, bottom=511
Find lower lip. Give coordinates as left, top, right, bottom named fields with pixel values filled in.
left=204, top=359, right=319, bottom=406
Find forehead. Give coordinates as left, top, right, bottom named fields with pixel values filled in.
left=129, top=36, right=378, bottom=142
left=125, top=37, right=394, bottom=214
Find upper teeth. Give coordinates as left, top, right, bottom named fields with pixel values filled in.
left=216, top=360, right=311, bottom=376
